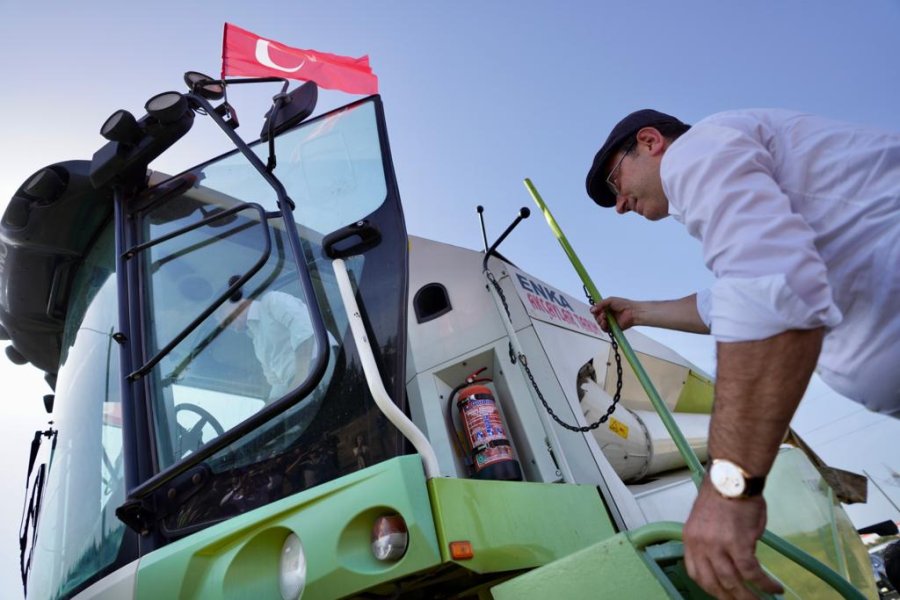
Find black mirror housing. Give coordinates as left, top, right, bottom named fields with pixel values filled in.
left=260, top=81, right=317, bottom=141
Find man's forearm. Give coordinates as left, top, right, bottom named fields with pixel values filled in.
left=636, top=294, right=710, bottom=334
left=708, top=327, right=824, bottom=476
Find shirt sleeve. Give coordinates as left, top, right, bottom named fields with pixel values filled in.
left=695, top=288, right=712, bottom=329
left=662, top=124, right=842, bottom=342
left=262, top=291, right=314, bottom=350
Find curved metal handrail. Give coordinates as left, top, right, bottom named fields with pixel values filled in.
left=627, top=521, right=864, bottom=600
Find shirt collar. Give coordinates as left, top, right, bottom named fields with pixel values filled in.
left=660, top=139, right=685, bottom=222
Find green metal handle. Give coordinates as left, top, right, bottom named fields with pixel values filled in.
left=628, top=522, right=864, bottom=600
left=523, top=178, right=865, bottom=600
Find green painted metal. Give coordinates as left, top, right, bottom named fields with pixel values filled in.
left=628, top=523, right=782, bottom=599
left=491, top=532, right=680, bottom=600
left=427, top=477, right=615, bottom=574
left=628, top=521, right=686, bottom=550
left=134, top=455, right=441, bottom=600
left=524, top=179, right=869, bottom=600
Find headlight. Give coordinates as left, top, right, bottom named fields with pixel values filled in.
left=371, top=514, right=408, bottom=561
left=279, top=533, right=307, bottom=600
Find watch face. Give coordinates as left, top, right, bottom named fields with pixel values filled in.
left=710, top=460, right=746, bottom=498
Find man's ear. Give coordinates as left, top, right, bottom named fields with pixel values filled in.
left=635, top=127, right=666, bottom=156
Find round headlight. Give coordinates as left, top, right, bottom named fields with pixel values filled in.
left=371, top=514, right=408, bottom=561
left=145, top=91, right=189, bottom=124
left=279, top=533, right=307, bottom=600
left=100, top=109, right=141, bottom=144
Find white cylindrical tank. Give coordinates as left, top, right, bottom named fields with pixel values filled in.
left=580, top=379, right=709, bottom=482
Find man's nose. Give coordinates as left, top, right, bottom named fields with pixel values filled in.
left=615, top=195, right=630, bottom=214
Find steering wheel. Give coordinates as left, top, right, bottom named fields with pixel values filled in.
left=175, top=402, right=226, bottom=457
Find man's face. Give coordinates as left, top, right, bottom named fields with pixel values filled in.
left=213, top=299, right=251, bottom=331
left=606, top=134, right=669, bottom=222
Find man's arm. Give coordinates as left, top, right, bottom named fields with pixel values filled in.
left=263, top=291, right=314, bottom=349
left=590, top=293, right=710, bottom=334
left=683, top=326, right=824, bottom=599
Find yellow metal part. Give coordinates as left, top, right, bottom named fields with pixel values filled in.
left=674, top=369, right=714, bottom=414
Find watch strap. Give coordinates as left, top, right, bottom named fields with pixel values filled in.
left=743, top=475, right=766, bottom=497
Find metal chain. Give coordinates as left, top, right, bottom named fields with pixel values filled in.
left=486, top=271, right=518, bottom=364
left=486, top=269, right=624, bottom=432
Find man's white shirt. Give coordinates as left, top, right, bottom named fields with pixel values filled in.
left=661, top=109, right=900, bottom=414
left=247, top=291, right=315, bottom=399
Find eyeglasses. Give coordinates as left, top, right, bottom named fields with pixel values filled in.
left=605, top=141, right=636, bottom=198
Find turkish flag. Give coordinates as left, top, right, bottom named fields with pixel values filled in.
left=221, top=23, right=379, bottom=95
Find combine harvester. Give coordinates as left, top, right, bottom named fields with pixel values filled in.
left=2, top=72, right=876, bottom=598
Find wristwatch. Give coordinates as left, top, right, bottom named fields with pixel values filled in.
left=708, top=459, right=766, bottom=499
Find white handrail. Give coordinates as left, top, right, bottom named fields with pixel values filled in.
left=332, top=258, right=440, bottom=479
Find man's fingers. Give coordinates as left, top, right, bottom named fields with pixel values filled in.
left=589, top=304, right=610, bottom=331
left=596, top=298, right=618, bottom=313
left=690, top=556, right=737, bottom=600
left=689, top=541, right=780, bottom=599
left=734, top=554, right=784, bottom=594
left=684, top=488, right=778, bottom=599
left=712, top=555, right=761, bottom=600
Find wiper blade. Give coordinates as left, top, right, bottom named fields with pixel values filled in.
left=19, top=427, right=56, bottom=594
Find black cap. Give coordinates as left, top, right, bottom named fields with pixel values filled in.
left=227, top=275, right=244, bottom=302
left=586, top=109, right=688, bottom=207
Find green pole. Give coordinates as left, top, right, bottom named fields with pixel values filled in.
left=523, top=178, right=865, bottom=600
left=524, top=178, right=704, bottom=481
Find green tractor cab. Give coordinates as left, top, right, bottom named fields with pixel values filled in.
left=2, top=74, right=875, bottom=599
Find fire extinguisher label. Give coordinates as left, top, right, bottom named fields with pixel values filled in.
left=461, top=393, right=514, bottom=472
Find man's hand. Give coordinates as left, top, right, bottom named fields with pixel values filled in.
left=683, top=481, right=783, bottom=599
left=590, top=297, right=638, bottom=332
left=589, top=294, right=710, bottom=334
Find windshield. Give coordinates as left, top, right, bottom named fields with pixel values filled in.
left=27, top=224, right=129, bottom=599
left=132, top=98, right=409, bottom=531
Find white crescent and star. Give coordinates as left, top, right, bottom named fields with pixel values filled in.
left=254, top=40, right=315, bottom=72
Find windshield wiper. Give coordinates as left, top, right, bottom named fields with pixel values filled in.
left=19, top=426, right=57, bottom=595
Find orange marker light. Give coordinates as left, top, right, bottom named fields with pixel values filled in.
left=449, top=541, right=474, bottom=560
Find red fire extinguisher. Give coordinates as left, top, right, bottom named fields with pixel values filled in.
left=447, top=368, right=522, bottom=481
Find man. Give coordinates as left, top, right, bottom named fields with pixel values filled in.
left=220, top=276, right=319, bottom=401
left=585, top=108, right=900, bottom=598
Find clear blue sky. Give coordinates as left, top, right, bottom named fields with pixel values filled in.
left=2, top=1, right=899, bottom=595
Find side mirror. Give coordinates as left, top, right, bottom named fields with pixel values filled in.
left=260, top=81, right=318, bottom=141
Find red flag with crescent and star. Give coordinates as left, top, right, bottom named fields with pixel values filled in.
left=221, top=23, right=378, bottom=95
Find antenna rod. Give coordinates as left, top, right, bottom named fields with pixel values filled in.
left=482, top=207, right=530, bottom=272
left=476, top=205, right=489, bottom=252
